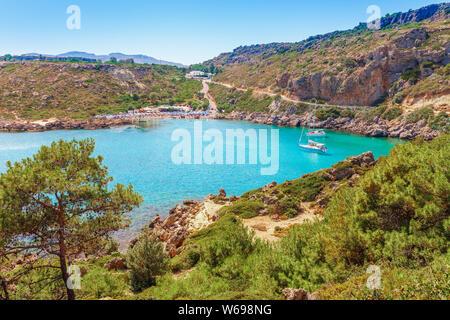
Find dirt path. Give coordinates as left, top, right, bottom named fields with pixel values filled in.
left=202, top=80, right=218, bottom=115
left=210, top=81, right=365, bottom=109
left=242, top=202, right=321, bottom=242
left=210, top=81, right=322, bottom=106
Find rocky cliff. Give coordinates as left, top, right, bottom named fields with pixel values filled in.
left=210, top=4, right=449, bottom=108
left=286, top=28, right=449, bottom=106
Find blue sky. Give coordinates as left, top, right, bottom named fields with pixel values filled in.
left=0, top=0, right=441, bottom=65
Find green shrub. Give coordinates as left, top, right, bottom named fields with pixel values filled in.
left=331, top=160, right=353, bottom=171
left=420, top=61, right=433, bottom=69
left=105, top=239, right=120, bottom=255
left=333, top=135, right=449, bottom=266
left=80, top=266, right=129, bottom=299
left=360, top=105, right=387, bottom=121
left=282, top=174, right=327, bottom=201
left=393, top=91, right=407, bottom=104
left=317, top=254, right=449, bottom=300
left=126, top=231, right=170, bottom=292
left=340, top=108, right=355, bottom=118
left=200, top=222, right=257, bottom=268
left=382, top=106, right=403, bottom=120
left=405, top=106, right=434, bottom=123
left=444, top=64, right=450, bottom=76
left=222, top=200, right=265, bottom=219
left=241, top=188, right=262, bottom=199
left=429, top=112, right=449, bottom=131
left=342, top=57, right=358, bottom=69
left=315, top=106, right=341, bottom=120
left=401, top=67, right=420, bottom=83
left=275, top=197, right=301, bottom=218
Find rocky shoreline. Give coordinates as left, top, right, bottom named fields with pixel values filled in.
left=0, top=117, right=134, bottom=132
left=215, top=109, right=441, bottom=140
left=146, top=190, right=232, bottom=258
left=0, top=109, right=442, bottom=140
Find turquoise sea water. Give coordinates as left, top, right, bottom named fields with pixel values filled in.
left=0, top=119, right=401, bottom=237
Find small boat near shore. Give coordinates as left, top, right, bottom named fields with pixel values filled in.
left=306, top=129, right=326, bottom=138
left=299, top=140, right=328, bottom=154
left=299, top=105, right=328, bottom=154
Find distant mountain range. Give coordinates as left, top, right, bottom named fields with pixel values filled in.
left=24, top=51, right=185, bottom=67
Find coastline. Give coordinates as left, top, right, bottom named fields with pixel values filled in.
left=0, top=110, right=441, bottom=140
left=216, top=110, right=441, bottom=140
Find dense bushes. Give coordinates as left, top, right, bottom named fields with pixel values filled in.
left=361, top=105, right=404, bottom=122
left=315, top=106, right=356, bottom=120
left=146, top=135, right=449, bottom=299
left=316, top=253, right=449, bottom=300
left=315, top=106, right=341, bottom=120
left=282, top=174, right=327, bottom=202
left=200, top=223, right=258, bottom=268
left=430, top=112, right=449, bottom=131
left=274, top=196, right=301, bottom=218
left=401, top=66, right=421, bottom=83
left=382, top=106, right=403, bottom=120
left=80, top=265, right=129, bottom=299
left=126, top=231, right=169, bottom=292
left=405, top=106, right=434, bottom=123
left=210, top=83, right=273, bottom=114
left=219, top=200, right=265, bottom=219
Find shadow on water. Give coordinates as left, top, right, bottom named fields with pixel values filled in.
left=133, top=119, right=164, bottom=132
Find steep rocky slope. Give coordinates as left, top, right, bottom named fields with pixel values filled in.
left=208, top=3, right=450, bottom=109
left=209, top=82, right=445, bottom=139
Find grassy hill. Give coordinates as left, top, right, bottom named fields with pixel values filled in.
left=0, top=62, right=203, bottom=120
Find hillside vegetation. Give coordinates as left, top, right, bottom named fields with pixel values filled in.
left=0, top=62, right=203, bottom=120
left=144, top=135, right=449, bottom=300
left=208, top=4, right=450, bottom=109
left=3, top=135, right=447, bottom=300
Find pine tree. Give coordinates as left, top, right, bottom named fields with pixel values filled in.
left=126, top=230, right=169, bottom=292
left=0, top=138, right=143, bottom=300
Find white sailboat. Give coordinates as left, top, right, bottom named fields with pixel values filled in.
left=299, top=105, right=328, bottom=154
left=299, top=140, right=328, bottom=153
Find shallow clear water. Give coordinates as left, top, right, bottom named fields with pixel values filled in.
left=0, top=119, right=401, bottom=237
